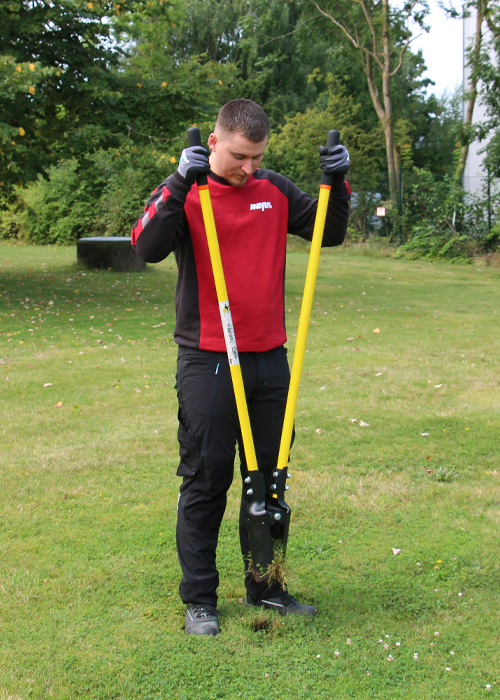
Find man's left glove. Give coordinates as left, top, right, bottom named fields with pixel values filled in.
left=177, top=145, right=211, bottom=185
left=319, top=143, right=350, bottom=177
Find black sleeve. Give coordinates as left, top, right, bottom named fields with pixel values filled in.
left=287, top=176, right=351, bottom=247
left=254, top=169, right=350, bottom=247
left=131, top=171, right=192, bottom=263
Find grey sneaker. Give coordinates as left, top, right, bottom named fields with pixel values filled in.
left=185, top=604, right=219, bottom=635
left=245, top=592, right=317, bottom=616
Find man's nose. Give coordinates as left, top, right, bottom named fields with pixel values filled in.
left=240, top=159, right=253, bottom=174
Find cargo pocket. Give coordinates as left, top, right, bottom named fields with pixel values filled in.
left=177, top=423, right=201, bottom=477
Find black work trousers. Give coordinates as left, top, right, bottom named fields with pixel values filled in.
left=175, top=345, right=291, bottom=608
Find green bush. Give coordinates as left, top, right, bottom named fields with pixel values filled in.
left=265, top=78, right=383, bottom=198
left=23, top=159, right=101, bottom=244
left=0, top=202, right=22, bottom=239
left=1, top=142, right=179, bottom=244
left=397, top=169, right=499, bottom=261
left=92, top=143, right=178, bottom=237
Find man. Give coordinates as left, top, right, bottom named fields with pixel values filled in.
left=131, top=99, right=350, bottom=636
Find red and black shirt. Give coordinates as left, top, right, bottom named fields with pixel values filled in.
left=131, top=169, right=350, bottom=352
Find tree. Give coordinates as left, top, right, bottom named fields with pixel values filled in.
left=112, top=0, right=237, bottom=140
left=159, top=0, right=331, bottom=127
left=0, top=0, right=237, bottom=194
left=412, top=88, right=463, bottom=177
left=309, top=0, right=430, bottom=199
left=0, top=0, right=123, bottom=191
left=0, top=56, right=56, bottom=191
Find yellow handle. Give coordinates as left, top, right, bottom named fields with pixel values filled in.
left=197, top=185, right=259, bottom=472
left=276, top=184, right=332, bottom=471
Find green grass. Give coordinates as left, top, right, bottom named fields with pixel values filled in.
left=1, top=241, right=499, bottom=699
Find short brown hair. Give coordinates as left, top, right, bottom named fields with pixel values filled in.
left=215, top=99, right=270, bottom=142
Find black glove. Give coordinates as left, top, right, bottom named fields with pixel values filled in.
left=177, top=145, right=210, bottom=184
left=319, top=143, right=350, bottom=177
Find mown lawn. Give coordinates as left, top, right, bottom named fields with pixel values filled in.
left=1, top=241, right=499, bottom=699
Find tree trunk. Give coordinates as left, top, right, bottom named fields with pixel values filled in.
left=363, top=1, right=398, bottom=200
left=312, top=0, right=416, bottom=202
left=382, top=0, right=398, bottom=199
left=456, top=0, right=486, bottom=185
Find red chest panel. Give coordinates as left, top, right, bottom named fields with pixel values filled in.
left=185, top=175, right=289, bottom=352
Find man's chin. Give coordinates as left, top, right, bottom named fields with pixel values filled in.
left=228, top=174, right=250, bottom=187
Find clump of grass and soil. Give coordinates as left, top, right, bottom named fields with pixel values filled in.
left=1, top=242, right=499, bottom=699
left=247, top=545, right=289, bottom=588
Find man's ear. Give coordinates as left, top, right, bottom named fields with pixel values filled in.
left=208, top=133, right=217, bottom=153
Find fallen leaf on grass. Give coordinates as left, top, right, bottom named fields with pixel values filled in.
left=359, top=420, right=370, bottom=427
left=375, top=372, right=383, bottom=376
left=392, top=548, right=402, bottom=556
left=420, top=432, right=430, bottom=437
left=373, top=328, right=381, bottom=334
left=434, top=384, right=443, bottom=388
left=43, top=383, right=52, bottom=387
left=55, top=401, right=63, bottom=407
left=349, top=418, right=358, bottom=423
left=315, top=428, right=322, bottom=434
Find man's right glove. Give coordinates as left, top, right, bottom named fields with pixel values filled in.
left=319, top=143, right=350, bottom=178
left=177, top=145, right=210, bottom=185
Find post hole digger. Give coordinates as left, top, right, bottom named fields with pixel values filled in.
left=187, top=125, right=341, bottom=582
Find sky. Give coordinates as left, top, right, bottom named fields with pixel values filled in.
left=408, top=0, right=463, bottom=97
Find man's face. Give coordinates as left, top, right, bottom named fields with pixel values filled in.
left=208, top=129, right=268, bottom=187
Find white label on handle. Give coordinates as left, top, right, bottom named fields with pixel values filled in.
left=219, top=301, right=240, bottom=366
